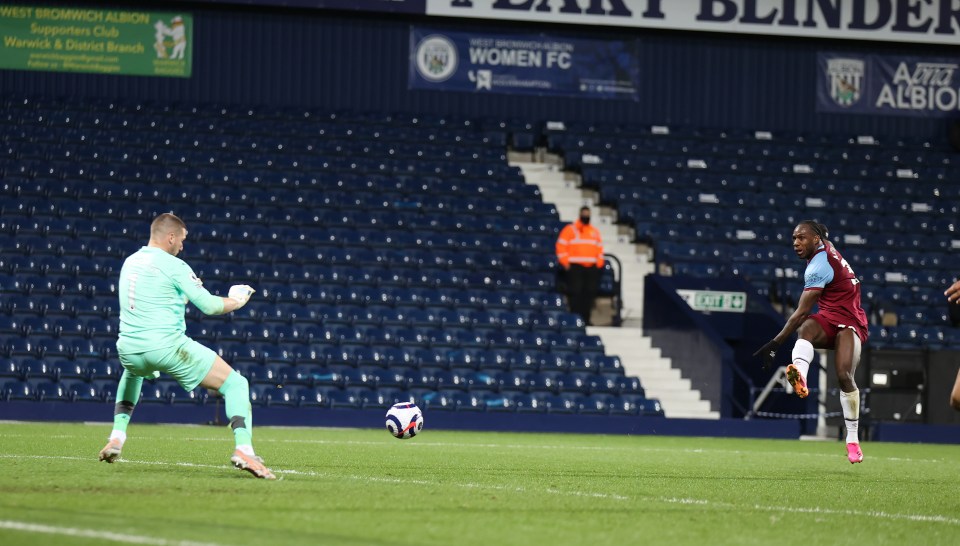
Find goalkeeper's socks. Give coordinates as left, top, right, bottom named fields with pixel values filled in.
left=218, top=370, right=254, bottom=448
left=112, top=413, right=131, bottom=434
left=108, top=430, right=127, bottom=445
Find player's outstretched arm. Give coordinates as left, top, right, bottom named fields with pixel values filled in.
left=176, top=264, right=256, bottom=315
left=224, top=284, right=255, bottom=313
left=194, top=285, right=255, bottom=315
left=753, top=289, right=821, bottom=367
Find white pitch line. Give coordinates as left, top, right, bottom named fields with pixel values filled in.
left=2, top=432, right=952, bottom=464
left=0, top=519, right=223, bottom=546
left=1, top=455, right=956, bottom=526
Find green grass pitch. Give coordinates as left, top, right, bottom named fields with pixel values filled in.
left=1, top=421, right=959, bottom=546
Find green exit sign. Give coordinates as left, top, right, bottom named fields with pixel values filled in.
left=676, top=290, right=747, bottom=313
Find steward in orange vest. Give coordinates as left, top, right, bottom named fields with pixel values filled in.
left=555, top=207, right=604, bottom=325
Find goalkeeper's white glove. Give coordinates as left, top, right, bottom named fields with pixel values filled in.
left=228, top=284, right=255, bottom=308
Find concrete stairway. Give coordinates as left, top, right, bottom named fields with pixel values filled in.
left=588, top=327, right=719, bottom=419
left=514, top=161, right=652, bottom=326
left=515, top=159, right=719, bottom=420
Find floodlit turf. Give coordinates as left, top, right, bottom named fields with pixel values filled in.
left=1, top=422, right=959, bottom=546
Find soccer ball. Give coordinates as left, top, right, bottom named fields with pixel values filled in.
left=385, top=402, right=423, bottom=439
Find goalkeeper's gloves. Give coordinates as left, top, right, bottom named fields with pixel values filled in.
left=752, top=339, right=781, bottom=369
left=228, top=284, right=256, bottom=308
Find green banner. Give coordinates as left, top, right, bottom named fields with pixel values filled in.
left=0, top=5, right=191, bottom=77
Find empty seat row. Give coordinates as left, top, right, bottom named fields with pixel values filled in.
left=0, top=379, right=662, bottom=416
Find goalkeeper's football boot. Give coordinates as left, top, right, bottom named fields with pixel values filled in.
left=98, top=439, right=123, bottom=463
left=231, top=450, right=276, bottom=480
left=785, top=364, right=809, bottom=399
left=846, top=443, right=864, bottom=464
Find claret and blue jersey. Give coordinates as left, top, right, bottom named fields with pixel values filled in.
left=802, top=242, right=869, bottom=341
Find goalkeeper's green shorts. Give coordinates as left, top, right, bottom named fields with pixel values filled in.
left=118, top=336, right=218, bottom=391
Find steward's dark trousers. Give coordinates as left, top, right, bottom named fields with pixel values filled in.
left=566, top=264, right=601, bottom=325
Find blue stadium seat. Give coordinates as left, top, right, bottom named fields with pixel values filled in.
left=497, top=370, right=530, bottom=392
left=7, top=337, right=40, bottom=358
left=87, top=361, right=119, bottom=381
left=616, top=376, right=645, bottom=396
left=37, top=338, right=73, bottom=360
left=297, top=387, right=329, bottom=407
left=567, top=354, right=596, bottom=373
left=528, top=371, right=562, bottom=394
left=4, top=380, right=34, bottom=401
left=513, top=392, right=547, bottom=413
left=390, top=327, right=430, bottom=348
left=328, top=388, right=364, bottom=409
left=418, top=389, right=455, bottom=411
left=536, top=353, right=568, bottom=373
left=169, top=385, right=208, bottom=405
left=263, top=386, right=299, bottom=407
left=544, top=394, right=577, bottom=414
left=70, top=339, right=106, bottom=360
left=352, top=346, right=385, bottom=368
left=341, top=367, right=376, bottom=389
left=246, top=384, right=271, bottom=407
left=373, top=367, right=407, bottom=390
left=0, top=316, right=25, bottom=341
left=453, top=329, right=487, bottom=349
left=576, top=393, right=612, bottom=415
left=138, top=383, right=169, bottom=404
left=464, top=370, right=498, bottom=392
left=482, top=392, right=514, bottom=412
left=576, top=335, right=605, bottom=355
left=587, top=373, right=621, bottom=395
left=637, top=397, right=665, bottom=416
left=482, top=330, right=515, bottom=351
left=358, top=388, right=400, bottom=409
left=247, top=363, right=282, bottom=385
left=30, top=380, right=68, bottom=402
left=302, top=366, right=343, bottom=389
left=275, top=365, right=310, bottom=386
left=558, top=372, right=592, bottom=394
left=450, top=391, right=482, bottom=411
left=69, top=381, right=102, bottom=402
left=0, top=358, right=21, bottom=379
left=594, top=354, right=623, bottom=375
left=435, top=369, right=467, bottom=391
left=515, top=331, right=548, bottom=352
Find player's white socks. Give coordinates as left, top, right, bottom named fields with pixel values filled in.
left=791, top=339, right=814, bottom=379
left=840, top=389, right=860, bottom=444
left=109, top=430, right=127, bottom=445
left=236, top=444, right=255, bottom=457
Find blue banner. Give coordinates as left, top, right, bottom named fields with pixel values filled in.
left=817, top=52, right=960, bottom=118
left=408, top=27, right=639, bottom=101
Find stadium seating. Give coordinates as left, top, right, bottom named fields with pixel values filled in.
left=0, top=95, right=662, bottom=416
left=545, top=121, right=960, bottom=348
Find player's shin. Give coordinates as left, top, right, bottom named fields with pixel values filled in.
left=111, top=370, right=144, bottom=443
left=790, top=339, right=813, bottom=379
left=839, top=389, right=860, bottom=444
left=218, top=371, right=254, bottom=453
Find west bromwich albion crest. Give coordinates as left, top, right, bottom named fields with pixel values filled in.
left=827, top=58, right=864, bottom=107
left=416, top=35, right=458, bottom=82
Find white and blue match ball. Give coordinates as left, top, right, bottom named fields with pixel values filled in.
left=385, top=402, right=423, bottom=439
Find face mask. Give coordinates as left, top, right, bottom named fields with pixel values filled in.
left=579, top=216, right=590, bottom=225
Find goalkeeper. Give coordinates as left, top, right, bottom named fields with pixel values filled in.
left=98, top=213, right=275, bottom=479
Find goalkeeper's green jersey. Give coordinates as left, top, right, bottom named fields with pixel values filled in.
left=117, top=246, right=224, bottom=354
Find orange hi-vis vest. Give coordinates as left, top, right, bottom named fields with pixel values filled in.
left=556, top=219, right=604, bottom=268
